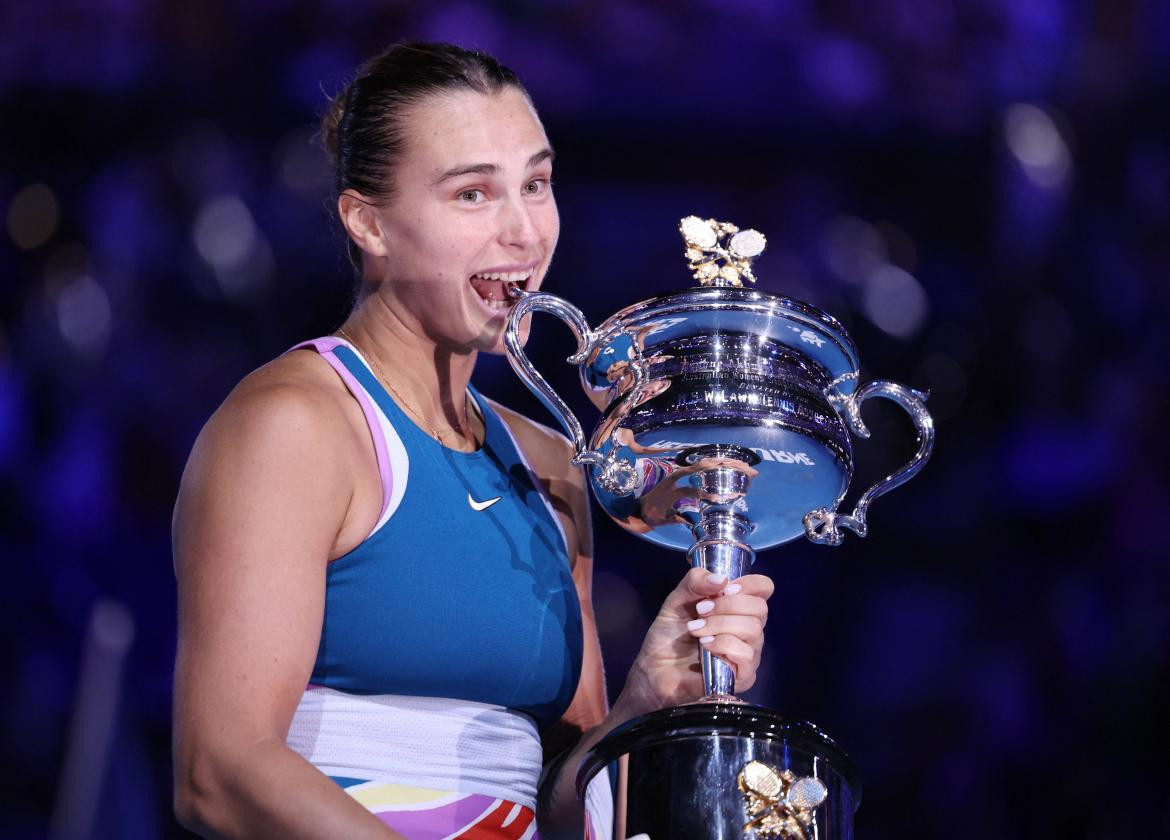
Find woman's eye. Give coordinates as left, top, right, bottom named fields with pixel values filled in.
left=524, top=179, right=550, bottom=195
left=458, top=189, right=484, bottom=203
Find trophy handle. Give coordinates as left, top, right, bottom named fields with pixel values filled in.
left=804, top=380, right=935, bottom=545
left=504, top=290, right=639, bottom=494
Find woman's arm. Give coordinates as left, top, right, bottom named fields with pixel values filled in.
left=172, top=365, right=402, bottom=839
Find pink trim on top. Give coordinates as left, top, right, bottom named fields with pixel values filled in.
left=286, top=338, right=393, bottom=524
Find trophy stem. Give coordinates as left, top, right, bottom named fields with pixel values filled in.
left=687, top=505, right=755, bottom=700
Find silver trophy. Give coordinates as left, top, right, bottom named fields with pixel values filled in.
left=505, top=216, right=934, bottom=839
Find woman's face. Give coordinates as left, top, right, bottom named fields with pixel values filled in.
left=359, top=86, right=560, bottom=354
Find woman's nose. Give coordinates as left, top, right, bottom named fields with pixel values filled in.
left=499, top=198, right=539, bottom=249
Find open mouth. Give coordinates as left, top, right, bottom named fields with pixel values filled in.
left=469, top=269, right=533, bottom=313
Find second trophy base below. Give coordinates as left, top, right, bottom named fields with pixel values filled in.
left=577, top=702, right=861, bottom=840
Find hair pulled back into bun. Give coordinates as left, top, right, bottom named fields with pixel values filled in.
left=319, top=40, right=528, bottom=271
left=320, top=86, right=349, bottom=165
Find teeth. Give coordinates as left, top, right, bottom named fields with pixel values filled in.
left=471, top=270, right=531, bottom=283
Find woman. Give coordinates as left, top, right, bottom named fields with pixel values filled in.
left=172, top=41, right=773, bottom=839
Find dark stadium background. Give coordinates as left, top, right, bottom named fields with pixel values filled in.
left=2, top=1, right=1168, bottom=837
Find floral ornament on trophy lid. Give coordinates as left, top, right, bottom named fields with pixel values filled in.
left=679, top=215, right=767, bottom=287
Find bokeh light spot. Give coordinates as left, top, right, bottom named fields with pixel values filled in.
left=7, top=183, right=61, bottom=250
left=821, top=215, right=887, bottom=286
left=1003, top=103, right=1072, bottom=188
left=92, top=599, right=136, bottom=653
left=193, top=195, right=256, bottom=271
left=862, top=264, right=930, bottom=339
left=277, top=129, right=329, bottom=196
left=56, top=276, right=112, bottom=355
left=192, top=195, right=273, bottom=299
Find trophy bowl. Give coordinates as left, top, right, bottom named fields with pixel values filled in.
left=577, top=705, right=862, bottom=840
left=505, top=217, right=934, bottom=839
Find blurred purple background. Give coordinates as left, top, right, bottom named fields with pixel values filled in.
left=2, top=1, right=1169, bottom=837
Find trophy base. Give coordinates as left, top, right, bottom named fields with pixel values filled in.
left=577, top=702, right=861, bottom=840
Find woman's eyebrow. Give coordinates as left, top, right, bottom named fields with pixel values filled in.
left=431, top=148, right=555, bottom=185
left=432, top=162, right=498, bottom=184
left=527, top=147, right=555, bottom=169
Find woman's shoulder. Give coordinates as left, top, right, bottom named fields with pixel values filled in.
left=174, top=344, right=383, bottom=565
left=214, top=348, right=353, bottom=433
left=187, top=346, right=367, bottom=489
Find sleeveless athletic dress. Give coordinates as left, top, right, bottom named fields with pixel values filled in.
left=282, top=337, right=613, bottom=840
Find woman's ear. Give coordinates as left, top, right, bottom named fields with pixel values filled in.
left=338, top=190, right=390, bottom=258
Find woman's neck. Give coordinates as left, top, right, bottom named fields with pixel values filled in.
left=338, top=296, right=478, bottom=442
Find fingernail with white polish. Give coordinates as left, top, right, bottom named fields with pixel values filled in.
left=687, top=618, right=707, bottom=631
left=696, top=600, right=715, bottom=615
left=706, top=573, right=727, bottom=585
left=724, top=583, right=743, bottom=595
left=699, top=635, right=715, bottom=645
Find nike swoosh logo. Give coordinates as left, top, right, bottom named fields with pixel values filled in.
left=468, top=493, right=502, bottom=512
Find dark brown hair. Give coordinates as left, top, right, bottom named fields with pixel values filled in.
left=321, top=40, right=528, bottom=270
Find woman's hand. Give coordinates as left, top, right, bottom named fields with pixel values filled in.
left=617, top=567, right=774, bottom=715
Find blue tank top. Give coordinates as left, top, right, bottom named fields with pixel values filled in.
left=309, top=344, right=584, bottom=729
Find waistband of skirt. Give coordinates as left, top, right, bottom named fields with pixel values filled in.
left=286, top=686, right=543, bottom=809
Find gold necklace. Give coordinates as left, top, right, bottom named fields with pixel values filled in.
left=336, top=328, right=474, bottom=446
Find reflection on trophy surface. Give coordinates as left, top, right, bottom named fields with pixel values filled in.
left=505, top=216, right=935, bottom=839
